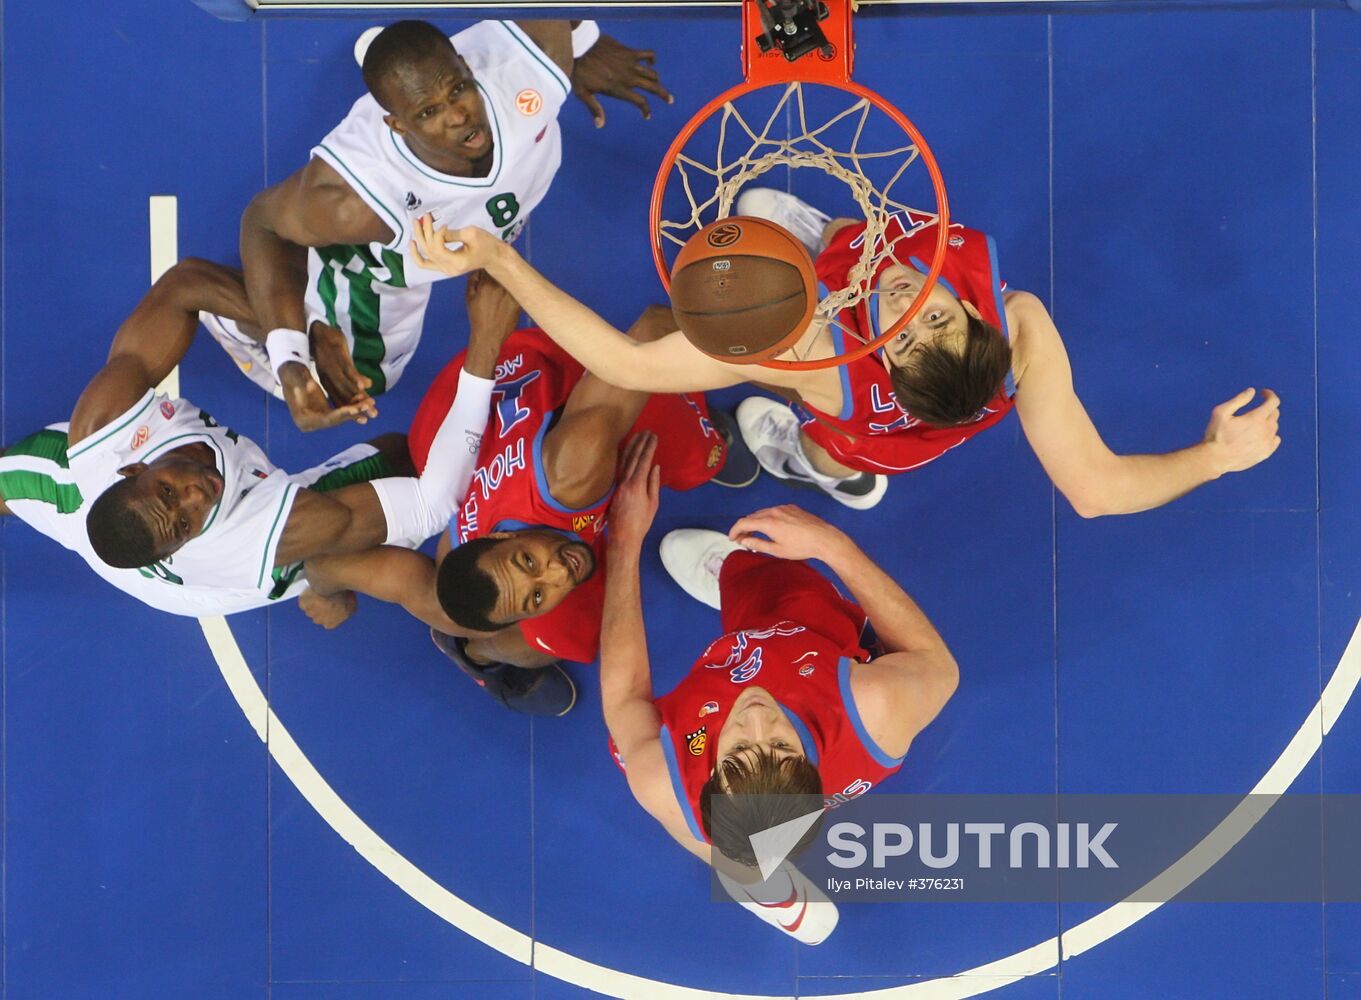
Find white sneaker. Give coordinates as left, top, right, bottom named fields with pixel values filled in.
left=660, top=529, right=742, bottom=610
left=716, top=862, right=839, bottom=945
left=735, top=188, right=832, bottom=259
left=353, top=26, right=383, bottom=68
left=735, top=397, right=888, bottom=511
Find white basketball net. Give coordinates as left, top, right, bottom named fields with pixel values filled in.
left=657, top=81, right=940, bottom=347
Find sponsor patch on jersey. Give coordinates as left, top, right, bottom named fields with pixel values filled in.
left=251, top=468, right=269, bottom=480
left=131, top=425, right=150, bottom=449
left=799, top=663, right=815, bottom=677
left=160, top=401, right=176, bottom=420
left=699, top=700, right=719, bottom=717
left=572, top=513, right=596, bottom=533
left=516, top=89, right=543, bottom=115
left=405, top=191, right=422, bottom=211
left=949, top=234, right=965, bottom=247
left=685, top=726, right=708, bottom=756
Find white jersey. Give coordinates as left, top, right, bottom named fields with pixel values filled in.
left=312, top=19, right=567, bottom=288
left=299, top=21, right=569, bottom=397
left=4, top=392, right=305, bottom=617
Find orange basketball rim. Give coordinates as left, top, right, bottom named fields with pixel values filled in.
left=649, top=0, right=950, bottom=372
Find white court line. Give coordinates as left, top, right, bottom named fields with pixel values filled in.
left=197, top=604, right=1361, bottom=999
left=149, top=195, right=179, bottom=399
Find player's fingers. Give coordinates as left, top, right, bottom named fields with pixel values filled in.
left=728, top=510, right=775, bottom=539
left=731, top=533, right=775, bottom=555
left=647, top=463, right=661, bottom=498
left=633, top=49, right=658, bottom=63
left=1217, top=387, right=1256, bottom=415
left=634, top=76, right=673, bottom=103
left=578, top=89, right=606, bottom=127
left=615, top=87, right=652, bottom=119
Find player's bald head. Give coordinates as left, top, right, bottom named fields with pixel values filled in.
left=361, top=20, right=460, bottom=111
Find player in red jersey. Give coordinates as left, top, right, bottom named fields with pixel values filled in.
left=599, top=437, right=959, bottom=941
left=303, top=273, right=756, bottom=715
left=409, top=199, right=1281, bottom=515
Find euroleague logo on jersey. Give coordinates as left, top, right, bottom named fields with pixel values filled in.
left=515, top=89, right=542, bottom=116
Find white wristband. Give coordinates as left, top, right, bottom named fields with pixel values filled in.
left=571, top=20, right=601, bottom=58
left=265, top=327, right=311, bottom=377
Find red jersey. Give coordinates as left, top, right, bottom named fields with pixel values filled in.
left=409, top=329, right=724, bottom=663
left=643, top=552, right=905, bottom=843
left=796, top=212, right=1017, bottom=474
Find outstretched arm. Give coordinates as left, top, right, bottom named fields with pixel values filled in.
left=303, top=546, right=472, bottom=634
left=1010, top=292, right=1281, bottom=518
left=411, top=220, right=748, bottom=394
left=728, top=505, right=958, bottom=760
left=68, top=258, right=255, bottom=447
left=271, top=283, right=513, bottom=565
left=239, top=159, right=396, bottom=431
left=598, top=433, right=706, bottom=847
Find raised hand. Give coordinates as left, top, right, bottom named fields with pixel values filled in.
left=311, top=320, right=376, bottom=409
left=1202, top=387, right=1282, bottom=474
left=571, top=35, right=674, bottom=128
left=608, top=432, right=661, bottom=551
left=410, top=216, right=502, bottom=278
left=728, top=504, right=853, bottom=562
left=279, top=361, right=376, bottom=432
left=299, top=586, right=357, bottom=629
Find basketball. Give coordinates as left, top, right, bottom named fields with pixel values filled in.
left=668, top=217, right=818, bottom=364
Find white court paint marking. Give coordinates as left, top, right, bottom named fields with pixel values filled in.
left=196, top=610, right=1361, bottom=999
left=149, top=195, right=180, bottom=399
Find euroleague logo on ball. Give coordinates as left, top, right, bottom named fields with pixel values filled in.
left=706, top=223, right=743, bottom=248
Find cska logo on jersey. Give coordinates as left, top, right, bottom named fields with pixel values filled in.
left=706, top=444, right=723, bottom=469
left=684, top=726, right=708, bottom=756
left=516, top=89, right=543, bottom=115
left=160, top=401, right=176, bottom=420
left=131, top=425, right=150, bottom=449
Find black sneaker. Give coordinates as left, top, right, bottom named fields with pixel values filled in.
left=708, top=408, right=761, bottom=488
left=430, top=629, right=577, bottom=717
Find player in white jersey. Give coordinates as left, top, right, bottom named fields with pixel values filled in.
left=217, top=18, right=670, bottom=432
left=0, top=257, right=508, bottom=618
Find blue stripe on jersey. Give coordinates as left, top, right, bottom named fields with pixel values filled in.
left=531, top=416, right=614, bottom=515
left=659, top=723, right=708, bottom=842
left=777, top=702, right=820, bottom=767
left=821, top=282, right=856, bottom=422
left=837, top=657, right=906, bottom=768
left=984, top=234, right=1018, bottom=397
left=908, top=255, right=961, bottom=300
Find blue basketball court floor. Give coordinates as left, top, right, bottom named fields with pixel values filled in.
left=3, top=1, right=1361, bottom=997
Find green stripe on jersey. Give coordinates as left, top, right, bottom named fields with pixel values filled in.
left=0, top=470, right=83, bottom=513
left=6, top=428, right=71, bottom=466
left=308, top=452, right=395, bottom=493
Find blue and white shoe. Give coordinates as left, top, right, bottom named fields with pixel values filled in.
left=735, top=396, right=887, bottom=511
left=709, top=408, right=761, bottom=488
left=430, top=629, right=577, bottom=717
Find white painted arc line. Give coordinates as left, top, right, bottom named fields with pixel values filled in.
left=200, top=618, right=536, bottom=964
left=149, top=195, right=180, bottom=399
left=198, top=600, right=1361, bottom=1000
